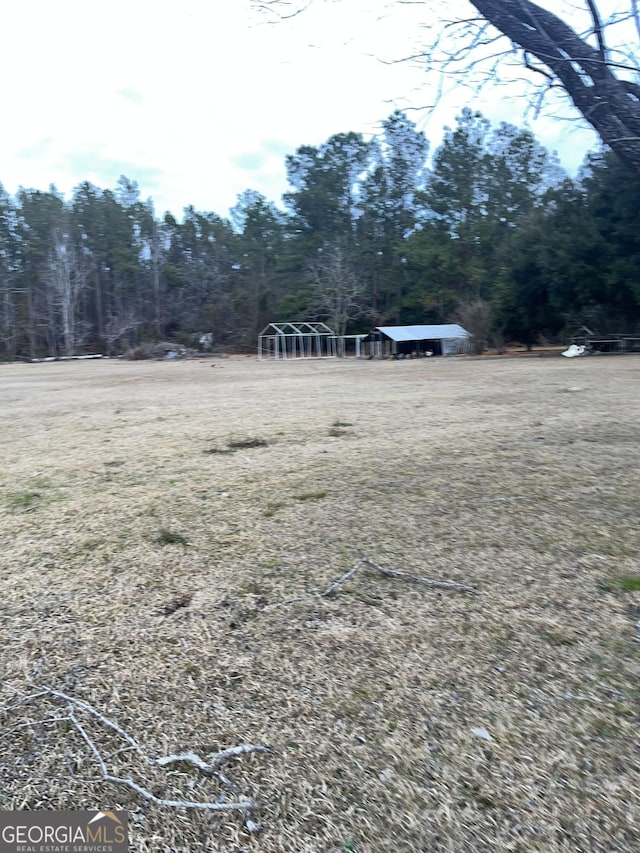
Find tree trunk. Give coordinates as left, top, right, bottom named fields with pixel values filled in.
left=470, top=0, right=640, bottom=175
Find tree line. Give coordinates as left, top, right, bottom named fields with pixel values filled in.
left=1, top=108, right=639, bottom=360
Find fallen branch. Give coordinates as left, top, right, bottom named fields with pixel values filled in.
left=322, top=559, right=365, bottom=597
left=322, top=556, right=478, bottom=596
left=67, top=704, right=256, bottom=812
left=1, top=682, right=267, bottom=826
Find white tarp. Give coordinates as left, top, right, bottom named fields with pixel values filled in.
left=561, top=345, right=586, bottom=358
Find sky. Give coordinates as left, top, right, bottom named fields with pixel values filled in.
left=1, top=0, right=608, bottom=220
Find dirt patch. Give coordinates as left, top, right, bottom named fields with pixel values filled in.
left=1, top=355, right=639, bottom=851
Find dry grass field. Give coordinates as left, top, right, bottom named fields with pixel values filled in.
left=1, top=354, right=639, bottom=852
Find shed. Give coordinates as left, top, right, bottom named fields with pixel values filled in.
left=568, top=329, right=640, bottom=354
left=258, top=322, right=337, bottom=360
left=369, top=324, right=471, bottom=358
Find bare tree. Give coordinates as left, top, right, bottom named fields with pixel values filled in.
left=0, top=276, right=17, bottom=360
left=48, top=230, right=88, bottom=356
left=0, top=193, right=18, bottom=360
left=103, top=309, right=141, bottom=356
left=306, top=244, right=363, bottom=351
left=453, top=297, right=493, bottom=354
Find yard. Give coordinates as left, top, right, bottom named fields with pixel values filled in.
left=1, top=354, right=639, bottom=852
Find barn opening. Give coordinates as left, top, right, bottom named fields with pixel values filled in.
left=367, top=325, right=471, bottom=358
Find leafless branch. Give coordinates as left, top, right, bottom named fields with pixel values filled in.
left=68, top=706, right=256, bottom=812
left=462, top=0, right=640, bottom=172
left=322, top=556, right=478, bottom=596
left=253, top=0, right=313, bottom=21
left=524, top=50, right=556, bottom=81
left=155, top=745, right=269, bottom=773
left=44, top=685, right=141, bottom=751
left=603, top=134, right=640, bottom=142
left=306, top=244, right=364, bottom=339
left=322, top=559, right=365, bottom=596
left=585, top=0, right=608, bottom=72
left=1, top=682, right=268, bottom=821
left=0, top=715, right=69, bottom=738
left=633, top=0, right=640, bottom=42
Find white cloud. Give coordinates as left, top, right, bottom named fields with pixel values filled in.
left=1, top=0, right=601, bottom=218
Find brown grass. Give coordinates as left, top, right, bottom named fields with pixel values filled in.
left=1, top=354, right=639, bottom=852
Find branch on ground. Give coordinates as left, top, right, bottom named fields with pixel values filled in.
left=0, top=682, right=267, bottom=828
left=322, top=556, right=478, bottom=596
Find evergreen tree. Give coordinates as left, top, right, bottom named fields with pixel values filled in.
left=0, top=185, right=19, bottom=359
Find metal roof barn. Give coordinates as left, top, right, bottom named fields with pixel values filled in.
left=371, top=324, right=471, bottom=357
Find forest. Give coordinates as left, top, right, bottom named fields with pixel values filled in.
left=1, top=108, right=639, bottom=360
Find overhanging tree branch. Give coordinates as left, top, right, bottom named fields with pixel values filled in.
left=250, top=1, right=640, bottom=175
left=467, top=0, right=640, bottom=173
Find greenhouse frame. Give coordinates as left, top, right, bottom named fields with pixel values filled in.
left=258, top=322, right=338, bottom=360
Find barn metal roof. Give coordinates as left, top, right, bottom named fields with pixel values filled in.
left=375, top=324, right=470, bottom=342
